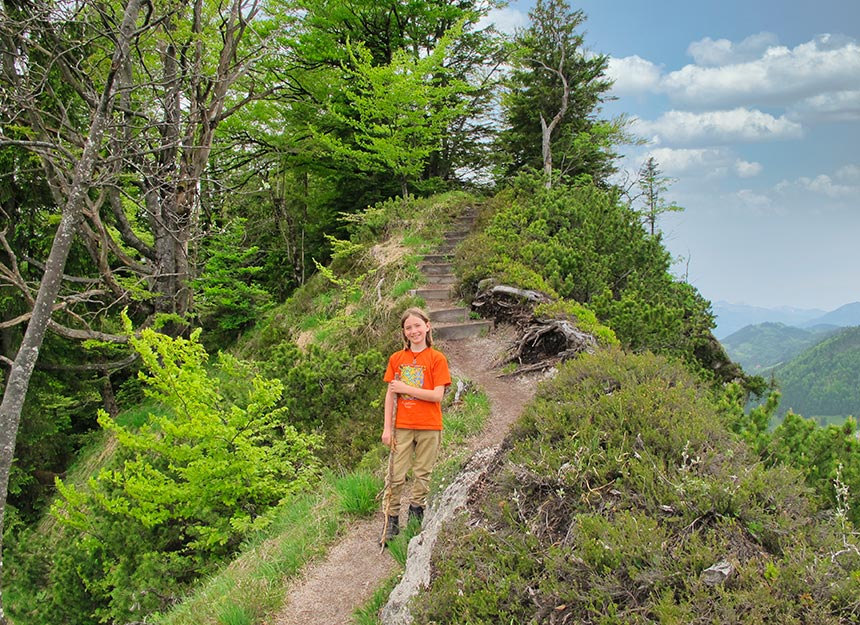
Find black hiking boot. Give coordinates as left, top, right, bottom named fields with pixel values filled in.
left=381, top=515, right=399, bottom=544
left=408, top=504, right=424, bottom=525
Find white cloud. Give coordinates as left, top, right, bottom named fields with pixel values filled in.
left=631, top=108, right=803, bottom=145
left=639, top=147, right=760, bottom=182
left=735, top=189, right=775, bottom=214
left=646, top=147, right=721, bottom=174
left=479, top=7, right=528, bottom=34
left=660, top=35, right=860, bottom=109
left=775, top=169, right=860, bottom=201
left=687, top=32, right=779, bottom=67
left=836, top=164, right=860, bottom=183
left=606, top=55, right=662, bottom=94
left=643, top=148, right=729, bottom=176
left=800, top=174, right=856, bottom=199
left=789, top=90, right=860, bottom=122
left=734, top=160, right=763, bottom=178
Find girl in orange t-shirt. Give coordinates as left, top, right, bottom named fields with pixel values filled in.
left=380, top=307, right=451, bottom=544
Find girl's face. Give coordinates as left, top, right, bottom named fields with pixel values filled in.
left=402, top=314, right=430, bottom=349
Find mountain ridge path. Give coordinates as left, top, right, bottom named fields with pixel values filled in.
left=269, top=325, right=542, bottom=625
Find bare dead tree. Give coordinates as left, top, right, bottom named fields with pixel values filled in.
left=0, top=0, right=275, bottom=338
left=535, top=52, right=569, bottom=189
left=0, top=1, right=143, bottom=619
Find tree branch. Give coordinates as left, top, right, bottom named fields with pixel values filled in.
left=36, top=351, right=138, bottom=372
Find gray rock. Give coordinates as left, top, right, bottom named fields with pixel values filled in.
left=380, top=446, right=499, bottom=625
left=701, top=560, right=734, bottom=585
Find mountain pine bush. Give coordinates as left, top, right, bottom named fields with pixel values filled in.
left=454, top=177, right=734, bottom=381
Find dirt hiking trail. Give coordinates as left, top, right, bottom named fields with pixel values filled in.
left=269, top=325, right=543, bottom=625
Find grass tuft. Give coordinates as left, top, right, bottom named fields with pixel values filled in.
left=335, top=471, right=384, bottom=516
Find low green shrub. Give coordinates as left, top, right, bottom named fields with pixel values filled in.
left=719, top=382, right=860, bottom=525
left=262, top=342, right=385, bottom=468
left=412, top=349, right=860, bottom=624
left=40, top=324, right=323, bottom=624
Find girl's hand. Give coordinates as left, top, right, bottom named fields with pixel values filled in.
left=389, top=379, right=411, bottom=395
left=381, top=429, right=393, bottom=446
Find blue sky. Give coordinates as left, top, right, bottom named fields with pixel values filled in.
left=484, top=0, right=860, bottom=312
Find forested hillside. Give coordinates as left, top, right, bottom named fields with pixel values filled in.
left=774, top=326, right=860, bottom=422
left=721, top=321, right=837, bottom=373
left=1, top=1, right=858, bottom=624
left=721, top=322, right=860, bottom=425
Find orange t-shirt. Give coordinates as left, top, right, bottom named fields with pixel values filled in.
left=383, top=347, right=451, bottom=430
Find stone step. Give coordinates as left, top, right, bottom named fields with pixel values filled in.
left=419, top=262, right=453, bottom=275
left=429, top=307, right=469, bottom=323
left=415, top=285, right=452, bottom=300
left=422, top=253, right=452, bottom=264
left=423, top=274, right=456, bottom=285
left=433, top=319, right=494, bottom=341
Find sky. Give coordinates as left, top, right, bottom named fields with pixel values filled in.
left=483, top=0, right=860, bottom=312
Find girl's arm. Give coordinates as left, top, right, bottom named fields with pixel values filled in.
left=388, top=379, right=445, bottom=403
left=382, top=386, right=396, bottom=446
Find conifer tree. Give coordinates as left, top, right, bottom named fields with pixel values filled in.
left=495, top=0, right=616, bottom=187
left=636, top=156, right=684, bottom=236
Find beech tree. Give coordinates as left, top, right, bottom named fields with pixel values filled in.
left=0, top=0, right=278, bottom=337
left=318, top=23, right=473, bottom=197
left=289, top=0, right=503, bottom=195
left=49, top=320, right=322, bottom=621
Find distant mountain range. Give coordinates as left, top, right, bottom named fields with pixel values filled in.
left=712, top=301, right=860, bottom=339
left=718, top=302, right=860, bottom=424
left=720, top=322, right=839, bottom=374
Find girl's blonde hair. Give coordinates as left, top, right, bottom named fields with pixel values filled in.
left=400, top=307, right=433, bottom=349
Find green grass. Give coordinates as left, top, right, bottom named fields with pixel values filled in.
left=335, top=471, right=384, bottom=516
left=156, top=479, right=345, bottom=625
left=114, top=399, right=168, bottom=428
left=391, top=279, right=417, bottom=298
left=216, top=603, right=253, bottom=625
left=384, top=517, right=423, bottom=567
left=352, top=575, right=400, bottom=625
left=402, top=233, right=440, bottom=253
left=444, top=383, right=489, bottom=441
left=298, top=312, right=325, bottom=331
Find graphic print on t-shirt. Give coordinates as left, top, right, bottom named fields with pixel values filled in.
left=398, top=363, right=425, bottom=399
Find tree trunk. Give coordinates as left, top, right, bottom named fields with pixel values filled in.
left=537, top=51, right=570, bottom=189
left=541, top=114, right=553, bottom=188
left=0, top=0, right=142, bottom=619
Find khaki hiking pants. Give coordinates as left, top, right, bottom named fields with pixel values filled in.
left=385, top=428, right=441, bottom=517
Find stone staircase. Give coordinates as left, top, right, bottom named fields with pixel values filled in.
left=414, top=211, right=493, bottom=341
